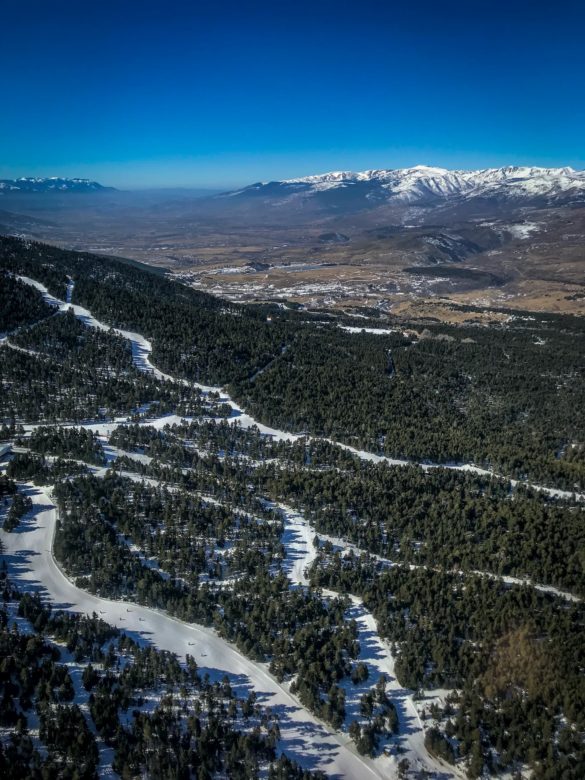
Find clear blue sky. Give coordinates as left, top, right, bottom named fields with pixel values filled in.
left=2, top=0, right=584, bottom=188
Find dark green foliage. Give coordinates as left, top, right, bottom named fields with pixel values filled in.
left=234, top=323, right=585, bottom=490
left=425, top=726, right=456, bottom=764
left=256, top=459, right=585, bottom=593
left=2, top=492, right=32, bottom=531
left=26, top=425, right=105, bottom=465
left=0, top=310, right=222, bottom=423
left=38, top=704, right=98, bottom=779
left=268, top=756, right=326, bottom=779
left=350, top=675, right=398, bottom=756
left=7, top=452, right=87, bottom=484
left=18, top=592, right=118, bottom=662
left=125, top=418, right=584, bottom=594
left=11, top=307, right=136, bottom=370
left=310, top=555, right=585, bottom=775
left=54, top=472, right=280, bottom=587
left=0, top=271, right=55, bottom=332
left=0, top=235, right=286, bottom=387
left=0, top=474, right=18, bottom=499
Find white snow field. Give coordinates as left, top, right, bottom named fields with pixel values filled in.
left=338, top=326, right=398, bottom=335
left=277, top=503, right=320, bottom=587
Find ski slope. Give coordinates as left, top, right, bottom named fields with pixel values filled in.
left=279, top=505, right=461, bottom=779
left=0, top=485, right=386, bottom=779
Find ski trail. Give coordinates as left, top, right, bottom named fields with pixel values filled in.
left=279, top=504, right=460, bottom=778
left=0, top=484, right=385, bottom=780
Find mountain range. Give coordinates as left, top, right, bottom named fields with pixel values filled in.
left=4, top=166, right=585, bottom=207
left=223, top=165, right=585, bottom=210
left=0, top=166, right=584, bottom=319
left=0, top=177, right=113, bottom=193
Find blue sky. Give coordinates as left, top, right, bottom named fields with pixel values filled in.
left=1, top=0, right=583, bottom=188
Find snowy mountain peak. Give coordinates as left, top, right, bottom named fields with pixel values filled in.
left=226, top=165, right=585, bottom=208
left=0, top=177, right=113, bottom=193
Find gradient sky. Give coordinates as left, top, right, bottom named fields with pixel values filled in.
left=1, top=0, right=584, bottom=188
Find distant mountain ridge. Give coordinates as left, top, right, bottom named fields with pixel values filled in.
left=223, top=165, right=585, bottom=209
left=0, top=177, right=114, bottom=193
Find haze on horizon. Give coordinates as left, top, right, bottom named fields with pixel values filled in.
left=2, top=0, right=584, bottom=190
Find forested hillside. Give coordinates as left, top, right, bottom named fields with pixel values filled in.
left=1, top=235, right=583, bottom=487
left=0, top=566, right=324, bottom=780
left=1, top=234, right=584, bottom=778
left=310, top=555, right=585, bottom=778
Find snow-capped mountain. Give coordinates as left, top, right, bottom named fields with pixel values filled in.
left=223, top=165, right=585, bottom=209
left=0, top=177, right=113, bottom=193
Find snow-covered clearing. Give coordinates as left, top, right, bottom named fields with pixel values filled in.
left=338, top=326, right=397, bottom=335
left=277, top=503, right=319, bottom=586
left=505, top=222, right=541, bottom=239
left=65, top=276, right=74, bottom=304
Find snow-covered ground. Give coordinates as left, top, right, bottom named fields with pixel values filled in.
left=0, top=484, right=388, bottom=779
left=277, top=503, right=319, bottom=586
left=504, top=222, right=541, bottom=239
left=338, top=326, right=398, bottom=335
left=65, top=276, right=74, bottom=304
